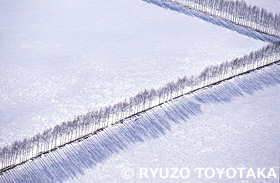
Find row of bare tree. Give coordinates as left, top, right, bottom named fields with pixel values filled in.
left=1, top=43, right=280, bottom=172
left=148, top=0, right=280, bottom=37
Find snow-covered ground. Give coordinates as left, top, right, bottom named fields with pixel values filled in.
left=0, top=0, right=267, bottom=147
left=1, top=61, right=279, bottom=183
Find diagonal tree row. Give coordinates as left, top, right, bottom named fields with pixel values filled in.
left=1, top=42, right=279, bottom=174
left=148, top=0, right=280, bottom=37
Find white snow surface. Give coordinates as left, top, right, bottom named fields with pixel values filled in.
left=0, top=0, right=266, bottom=147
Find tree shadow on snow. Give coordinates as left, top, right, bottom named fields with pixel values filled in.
left=194, top=64, right=280, bottom=104
left=1, top=64, right=280, bottom=183
left=143, top=0, right=280, bottom=43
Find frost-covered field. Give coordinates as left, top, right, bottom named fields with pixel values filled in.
left=0, top=0, right=266, bottom=147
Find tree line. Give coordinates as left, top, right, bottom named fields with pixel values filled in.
left=1, top=43, right=280, bottom=172
left=147, top=0, right=280, bottom=37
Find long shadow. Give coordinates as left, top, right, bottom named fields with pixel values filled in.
left=0, top=63, right=279, bottom=182
left=194, top=64, right=280, bottom=104
left=143, top=0, right=280, bottom=43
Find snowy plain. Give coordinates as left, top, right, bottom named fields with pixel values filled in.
left=0, top=0, right=267, bottom=147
